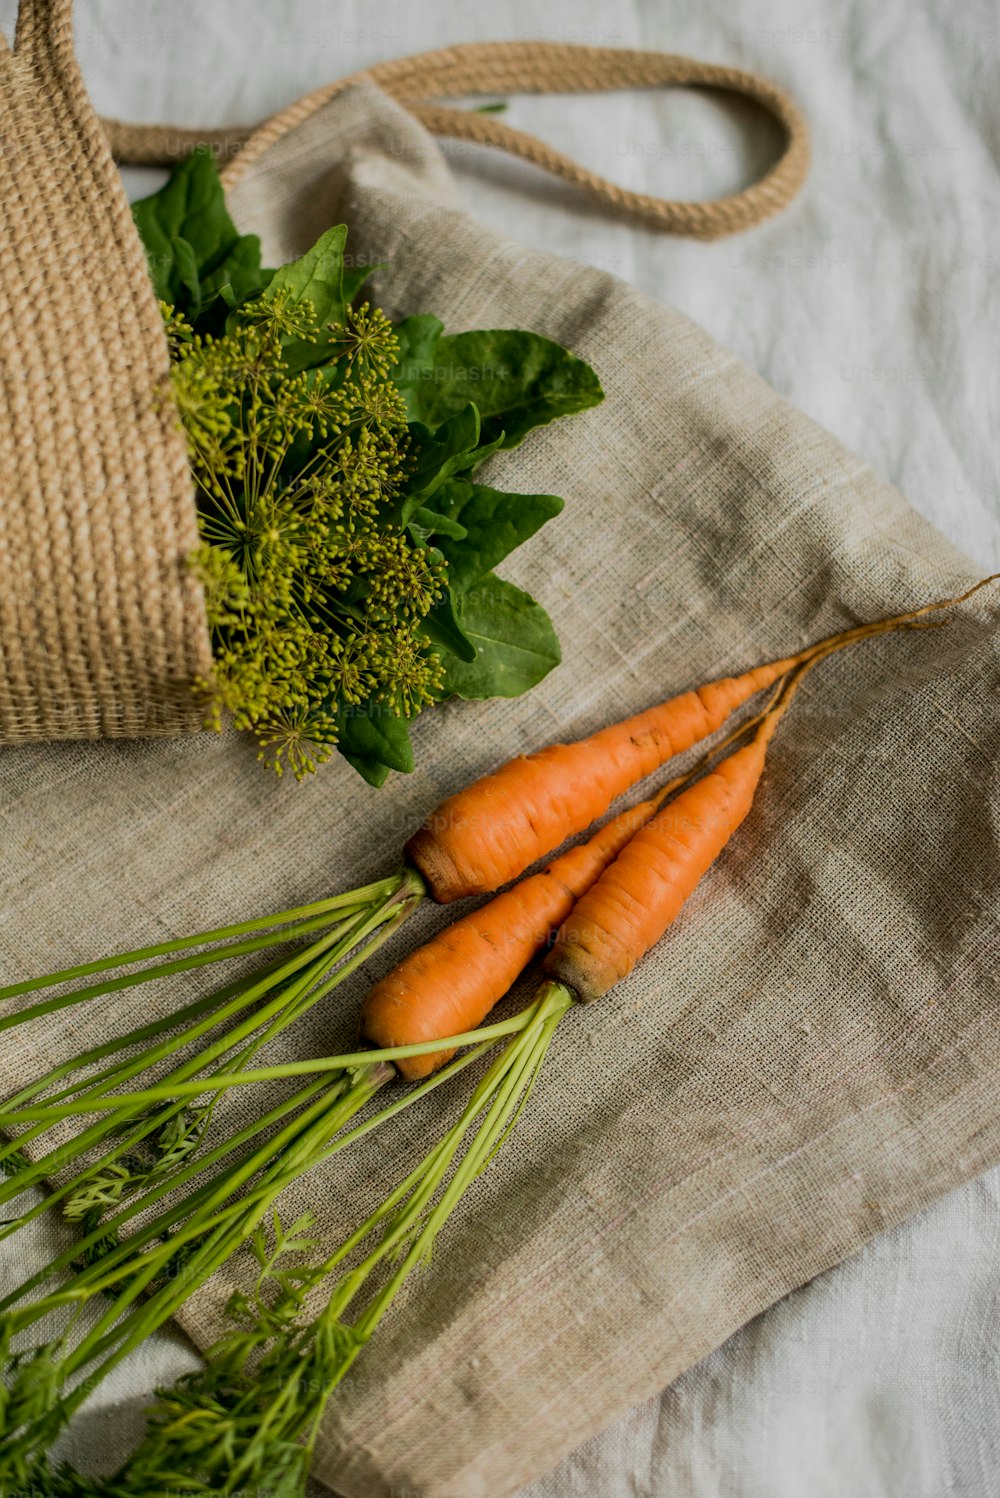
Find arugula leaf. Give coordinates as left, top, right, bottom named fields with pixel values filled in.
left=438, top=575, right=561, bottom=699
left=249, top=225, right=349, bottom=373
left=428, top=481, right=563, bottom=596
left=131, top=147, right=267, bottom=324
left=334, top=701, right=414, bottom=775
left=393, top=328, right=603, bottom=449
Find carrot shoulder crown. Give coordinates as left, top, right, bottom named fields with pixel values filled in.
left=364, top=790, right=667, bottom=1079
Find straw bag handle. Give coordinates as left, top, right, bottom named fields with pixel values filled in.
left=102, top=41, right=810, bottom=241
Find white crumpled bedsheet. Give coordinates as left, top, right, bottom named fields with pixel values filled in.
left=1, top=0, right=997, bottom=1492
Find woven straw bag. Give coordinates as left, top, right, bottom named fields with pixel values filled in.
left=0, top=0, right=211, bottom=738
left=0, top=0, right=808, bottom=744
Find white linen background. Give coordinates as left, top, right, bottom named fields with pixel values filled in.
left=1, top=0, right=998, bottom=1493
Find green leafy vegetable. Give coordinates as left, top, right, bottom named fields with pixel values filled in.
left=130, top=150, right=603, bottom=783
left=131, top=146, right=268, bottom=328
left=394, top=325, right=604, bottom=448
left=404, top=406, right=505, bottom=508
left=438, top=574, right=562, bottom=699
left=341, top=257, right=388, bottom=305
left=419, top=587, right=478, bottom=664
left=334, top=702, right=415, bottom=776
left=253, top=225, right=348, bottom=372
left=429, top=480, right=564, bottom=595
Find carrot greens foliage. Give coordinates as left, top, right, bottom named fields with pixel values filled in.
left=132, top=150, right=603, bottom=783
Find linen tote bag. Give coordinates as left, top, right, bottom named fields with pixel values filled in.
left=1, top=8, right=998, bottom=1498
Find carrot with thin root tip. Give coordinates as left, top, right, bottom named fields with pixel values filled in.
left=363, top=762, right=707, bottom=1080
left=406, top=578, right=996, bottom=902
left=368, top=576, right=995, bottom=1073
left=544, top=621, right=907, bottom=1000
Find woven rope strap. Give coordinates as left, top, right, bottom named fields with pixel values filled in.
left=104, top=42, right=810, bottom=241
left=0, top=0, right=212, bottom=741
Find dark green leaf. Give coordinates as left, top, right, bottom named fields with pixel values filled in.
left=392, top=314, right=444, bottom=389
left=255, top=225, right=348, bottom=372
left=393, top=328, right=603, bottom=448
left=438, top=574, right=561, bottom=699
left=419, top=587, right=477, bottom=663
left=405, top=406, right=504, bottom=511
left=408, top=505, right=468, bottom=541
left=334, top=701, right=414, bottom=774
left=170, top=236, right=202, bottom=310
left=201, top=236, right=270, bottom=308
left=429, top=480, right=564, bottom=595
left=131, top=147, right=267, bottom=323
left=342, top=260, right=388, bottom=304
left=339, top=751, right=391, bottom=788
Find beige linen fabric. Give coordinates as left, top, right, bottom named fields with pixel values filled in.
left=1, top=81, right=998, bottom=1498
left=0, top=0, right=211, bottom=739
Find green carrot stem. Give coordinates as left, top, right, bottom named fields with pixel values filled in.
left=2, top=1030, right=500, bottom=1320
left=5, top=1065, right=394, bottom=1455
left=84, top=1034, right=498, bottom=1302
left=336, top=988, right=566, bottom=1321
left=0, top=1073, right=337, bottom=1306
left=54, top=1070, right=377, bottom=1335
left=0, top=1007, right=540, bottom=1126
left=9, top=1073, right=364, bottom=1397
left=0, top=925, right=344, bottom=1187
left=0, top=914, right=351, bottom=1154
left=0, top=875, right=405, bottom=1003
left=0, top=885, right=413, bottom=1215
left=0, top=905, right=373, bottom=1034
left=0, top=946, right=296, bottom=1116
left=0, top=1031, right=505, bottom=1435
left=0, top=888, right=408, bottom=1151
left=145, top=984, right=576, bottom=1493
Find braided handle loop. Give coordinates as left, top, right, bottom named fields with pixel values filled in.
left=103, top=41, right=809, bottom=240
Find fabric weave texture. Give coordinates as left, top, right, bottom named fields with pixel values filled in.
left=2, top=75, right=996, bottom=1498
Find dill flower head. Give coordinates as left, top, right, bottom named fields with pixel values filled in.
left=171, top=289, right=445, bottom=781
left=327, top=301, right=399, bottom=379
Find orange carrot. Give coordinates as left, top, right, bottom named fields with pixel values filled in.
left=544, top=626, right=897, bottom=1000
left=364, top=776, right=689, bottom=1080
left=545, top=721, right=777, bottom=1002
left=406, top=582, right=992, bottom=903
